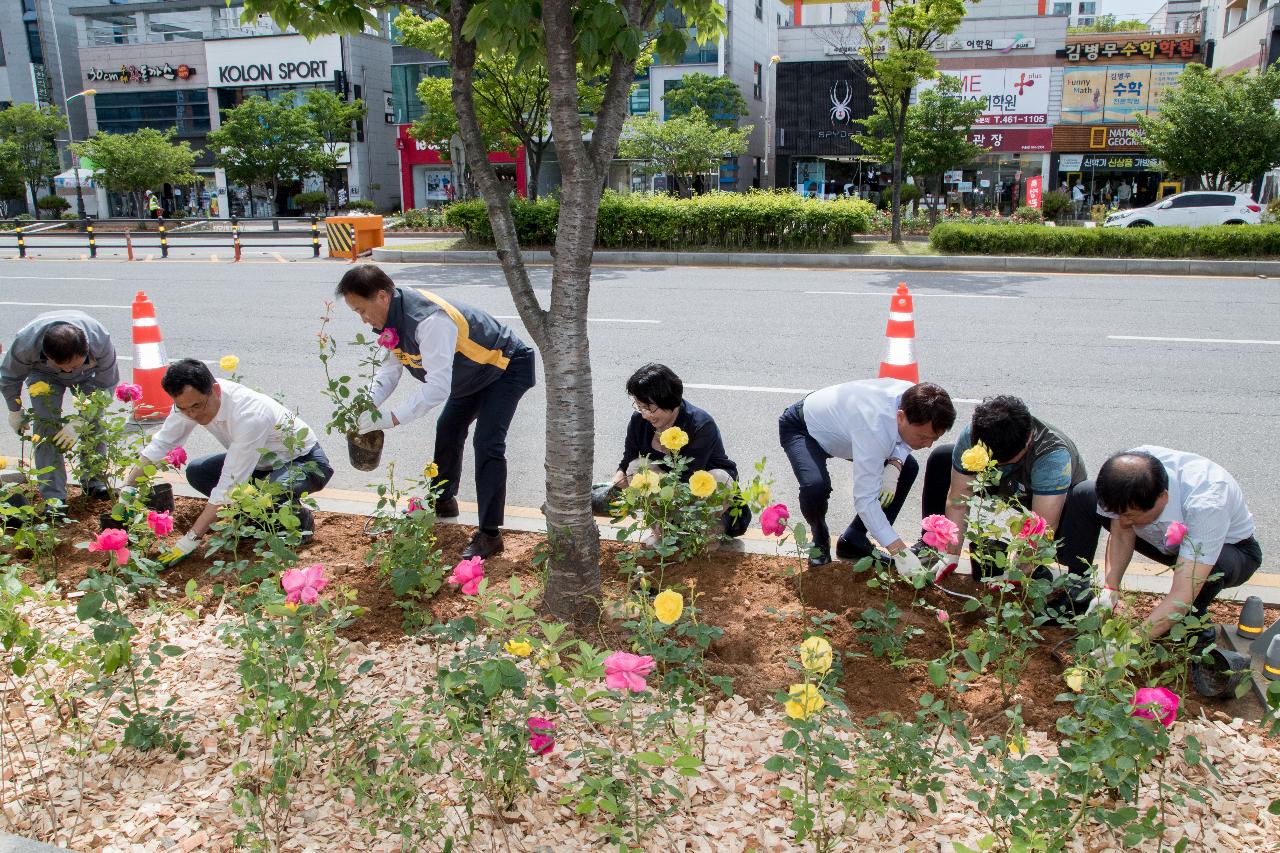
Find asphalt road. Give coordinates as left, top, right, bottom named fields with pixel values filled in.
left=0, top=255, right=1276, bottom=571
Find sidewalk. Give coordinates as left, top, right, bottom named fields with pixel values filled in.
left=372, top=246, right=1280, bottom=278
left=159, top=474, right=1280, bottom=607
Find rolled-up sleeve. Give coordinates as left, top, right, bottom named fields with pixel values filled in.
left=389, top=313, right=455, bottom=427
left=0, top=347, right=32, bottom=411
left=850, top=428, right=898, bottom=547
left=140, top=411, right=197, bottom=463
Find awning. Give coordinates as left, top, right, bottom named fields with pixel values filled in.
left=53, top=168, right=99, bottom=189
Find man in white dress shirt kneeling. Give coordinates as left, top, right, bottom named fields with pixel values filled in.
left=125, top=359, right=333, bottom=566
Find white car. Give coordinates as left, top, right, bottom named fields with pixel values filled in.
left=1103, top=191, right=1262, bottom=228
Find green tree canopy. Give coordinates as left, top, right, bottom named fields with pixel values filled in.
left=0, top=104, right=66, bottom=216
left=663, top=72, right=748, bottom=126
left=1068, top=15, right=1149, bottom=34
left=858, top=74, right=986, bottom=222
left=619, top=107, right=750, bottom=192
left=73, top=128, right=200, bottom=219
left=1137, top=63, right=1280, bottom=191
left=207, top=95, right=328, bottom=214
left=301, top=88, right=367, bottom=208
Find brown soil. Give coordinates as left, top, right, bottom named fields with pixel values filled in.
left=30, top=494, right=1275, bottom=736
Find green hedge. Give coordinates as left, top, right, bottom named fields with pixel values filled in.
left=929, top=223, right=1280, bottom=259
left=444, top=190, right=878, bottom=250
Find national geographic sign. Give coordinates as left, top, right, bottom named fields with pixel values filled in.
left=204, top=33, right=343, bottom=88
left=775, top=61, right=874, bottom=157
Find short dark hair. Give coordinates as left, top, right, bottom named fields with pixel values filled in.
left=335, top=264, right=396, bottom=299
left=626, top=363, right=683, bottom=410
left=900, top=382, right=955, bottom=433
left=971, top=396, right=1034, bottom=463
left=161, top=358, right=215, bottom=398
left=1096, top=451, right=1169, bottom=514
left=42, top=323, right=87, bottom=363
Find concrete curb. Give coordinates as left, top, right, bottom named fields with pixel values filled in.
left=0, top=832, right=74, bottom=853
left=371, top=247, right=1280, bottom=277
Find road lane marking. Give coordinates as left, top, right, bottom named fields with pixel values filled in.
left=1108, top=335, right=1280, bottom=345
left=684, top=382, right=979, bottom=403
left=0, top=300, right=129, bottom=309
left=806, top=290, right=1018, bottom=299
left=0, top=276, right=118, bottom=282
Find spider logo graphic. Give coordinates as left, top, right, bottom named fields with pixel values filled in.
left=830, top=82, right=853, bottom=123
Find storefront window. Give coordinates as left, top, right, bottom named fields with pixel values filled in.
left=947, top=153, right=1044, bottom=214
left=95, top=89, right=210, bottom=135
left=391, top=63, right=449, bottom=124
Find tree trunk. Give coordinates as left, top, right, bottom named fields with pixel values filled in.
left=26, top=182, right=39, bottom=217
left=931, top=173, right=943, bottom=227
left=527, top=144, right=545, bottom=202
left=890, top=93, right=908, bottom=244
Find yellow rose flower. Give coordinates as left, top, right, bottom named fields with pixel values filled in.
left=219, top=355, right=240, bottom=373
left=1008, top=734, right=1027, bottom=756
left=799, top=636, right=833, bottom=676
left=960, top=441, right=993, bottom=473
left=505, top=639, right=533, bottom=657
left=424, top=461, right=439, bottom=479
left=0, top=456, right=7, bottom=471
left=1064, top=668, right=1085, bottom=693
left=688, top=470, right=716, bottom=499
left=629, top=469, right=661, bottom=495
left=536, top=650, right=560, bottom=670
left=28, top=381, right=51, bottom=397
left=784, top=683, right=824, bottom=721
left=659, top=427, right=689, bottom=452
left=653, top=589, right=684, bottom=625
left=29, top=434, right=41, bottom=445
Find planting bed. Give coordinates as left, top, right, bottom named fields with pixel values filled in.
left=5, top=494, right=1279, bottom=852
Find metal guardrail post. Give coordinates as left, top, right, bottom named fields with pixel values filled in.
left=231, top=216, right=242, bottom=262
left=311, top=214, right=320, bottom=257
left=86, top=219, right=97, bottom=259
left=158, top=216, right=169, bottom=258
left=15, top=223, right=25, bottom=258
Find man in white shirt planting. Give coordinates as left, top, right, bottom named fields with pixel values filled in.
left=1057, top=446, right=1260, bottom=641
left=124, top=359, right=333, bottom=566
left=779, top=378, right=956, bottom=574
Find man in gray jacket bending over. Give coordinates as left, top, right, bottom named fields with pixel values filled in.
left=1, top=311, right=120, bottom=502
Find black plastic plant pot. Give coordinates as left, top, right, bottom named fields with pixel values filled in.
left=99, top=512, right=128, bottom=532
left=1191, top=647, right=1251, bottom=699
left=148, top=482, right=175, bottom=514
left=348, top=430, right=385, bottom=471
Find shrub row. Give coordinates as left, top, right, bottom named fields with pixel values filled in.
left=929, top=222, right=1280, bottom=259
left=445, top=190, right=879, bottom=250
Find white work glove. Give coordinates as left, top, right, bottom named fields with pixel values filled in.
left=7, top=410, right=22, bottom=435
left=52, top=424, right=78, bottom=451
left=355, top=407, right=393, bottom=435
left=879, top=463, right=900, bottom=507
left=1087, top=586, right=1117, bottom=615
left=929, top=554, right=961, bottom=583
left=1089, top=638, right=1129, bottom=670
left=892, top=548, right=926, bottom=579
left=158, top=531, right=201, bottom=568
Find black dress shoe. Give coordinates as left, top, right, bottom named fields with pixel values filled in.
left=461, top=529, right=504, bottom=559
left=84, top=482, right=111, bottom=501
left=434, top=496, right=460, bottom=518
left=835, top=538, right=872, bottom=562
left=807, top=549, right=832, bottom=569
left=297, top=506, right=315, bottom=543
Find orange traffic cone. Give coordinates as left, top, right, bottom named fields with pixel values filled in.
left=130, top=291, right=172, bottom=421
left=878, top=283, right=919, bottom=383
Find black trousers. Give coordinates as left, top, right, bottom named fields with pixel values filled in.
left=778, top=399, right=918, bottom=557
left=922, top=443, right=1100, bottom=576
left=1055, top=479, right=1262, bottom=619
left=433, top=346, right=537, bottom=532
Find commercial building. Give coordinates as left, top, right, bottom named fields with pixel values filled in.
left=70, top=1, right=399, bottom=217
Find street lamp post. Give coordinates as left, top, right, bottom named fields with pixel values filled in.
left=64, top=89, right=97, bottom=220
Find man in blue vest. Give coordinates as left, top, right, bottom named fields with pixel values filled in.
left=338, top=265, right=536, bottom=559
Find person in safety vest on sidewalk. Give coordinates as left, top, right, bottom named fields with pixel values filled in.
left=338, top=265, right=537, bottom=559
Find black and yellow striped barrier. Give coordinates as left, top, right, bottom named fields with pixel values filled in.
left=326, top=220, right=357, bottom=259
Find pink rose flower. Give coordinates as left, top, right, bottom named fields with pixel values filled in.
left=760, top=504, right=790, bottom=537
left=281, top=563, right=329, bottom=606
left=448, top=556, right=484, bottom=596
left=114, top=383, right=143, bottom=403
left=407, top=497, right=424, bottom=514
left=146, top=510, right=174, bottom=537
left=1131, top=686, right=1180, bottom=728
left=1018, top=513, right=1047, bottom=540
left=603, top=651, right=656, bottom=693
left=164, top=446, right=187, bottom=468
left=377, top=328, right=399, bottom=349
left=527, top=717, right=556, bottom=755
left=88, top=528, right=130, bottom=566
left=921, top=514, right=960, bottom=550
left=1164, top=521, right=1187, bottom=548
left=936, top=609, right=950, bottom=624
